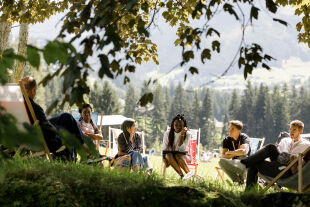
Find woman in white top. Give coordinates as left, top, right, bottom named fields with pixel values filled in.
left=162, top=114, right=191, bottom=178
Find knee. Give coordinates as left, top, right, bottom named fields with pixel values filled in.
left=165, top=153, right=173, bottom=160
left=59, top=112, right=73, bottom=121
left=265, top=144, right=277, bottom=152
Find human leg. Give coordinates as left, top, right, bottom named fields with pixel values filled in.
left=245, top=160, right=291, bottom=191
left=241, top=144, right=279, bottom=167
left=219, top=158, right=245, bottom=183
left=130, top=151, right=144, bottom=172
left=175, top=154, right=190, bottom=174
left=49, top=113, right=84, bottom=143
left=165, top=153, right=184, bottom=177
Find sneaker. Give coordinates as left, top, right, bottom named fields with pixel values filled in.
left=182, top=171, right=194, bottom=180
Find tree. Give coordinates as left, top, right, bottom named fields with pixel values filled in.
left=237, top=81, right=255, bottom=133
left=271, top=86, right=290, bottom=139
left=124, top=85, right=137, bottom=118
left=200, top=88, right=215, bottom=147
left=221, top=110, right=229, bottom=139
left=2, top=0, right=304, bottom=110
left=151, top=84, right=166, bottom=143
left=189, top=91, right=201, bottom=129
left=169, top=83, right=190, bottom=121
left=90, top=81, right=119, bottom=115
left=262, top=86, right=274, bottom=144
left=228, top=89, right=239, bottom=120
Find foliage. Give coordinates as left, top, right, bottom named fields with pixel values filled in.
left=2, top=0, right=306, bottom=110
left=0, top=0, right=75, bottom=23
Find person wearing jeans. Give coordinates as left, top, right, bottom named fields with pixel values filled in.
left=117, top=119, right=153, bottom=173
left=240, top=120, right=310, bottom=191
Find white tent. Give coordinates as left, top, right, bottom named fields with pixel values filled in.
left=97, top=115, right=128, bottom=126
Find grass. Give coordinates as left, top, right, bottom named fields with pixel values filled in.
left=0, top=151, right=308, bottom=207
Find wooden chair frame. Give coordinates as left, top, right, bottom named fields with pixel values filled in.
left=258, top=145, right=310, bottom=193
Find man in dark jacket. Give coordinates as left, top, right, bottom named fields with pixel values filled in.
left=21, top=76, right=90, bottom=158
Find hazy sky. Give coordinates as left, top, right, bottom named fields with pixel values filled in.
left=9, top=4, right=310, bottom=90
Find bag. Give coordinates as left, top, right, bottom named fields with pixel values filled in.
left=114, top=154, right=131, bottom=172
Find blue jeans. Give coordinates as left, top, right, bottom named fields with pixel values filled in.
left=129, top=151, right=152, bottom=170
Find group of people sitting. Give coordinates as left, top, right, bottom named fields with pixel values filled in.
left=21, top=76, right=310, bottom=191
left=219, top=120, right=310, bottom=191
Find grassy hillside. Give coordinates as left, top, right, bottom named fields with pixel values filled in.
left=0, top=156, right=309, bottom=207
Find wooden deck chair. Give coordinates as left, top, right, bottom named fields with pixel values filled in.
left=72, top=109, right=104, bottom=151
left=108, top=127, right=146, bottom=157
left=258, top=141, right=310, bottom=193
left=0, top=82, right=52, bottom=160
left=161, top=128, right=201, bottom=176
left=215, top=137, right=265, bottom=182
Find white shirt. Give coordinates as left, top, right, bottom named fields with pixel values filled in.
left=162, top=130, right=191, bottom=152
left=278, top=137, right=310, bottom=155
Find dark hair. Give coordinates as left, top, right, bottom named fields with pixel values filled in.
left=168, top=114, right=188, bottom=149
left=121, top=118, right=136, bottom=138
left=21, top=76, right=37, bottom=91
left=79, top=103, right=94, bottom=126
left=79, top=104, right=92, bottom=113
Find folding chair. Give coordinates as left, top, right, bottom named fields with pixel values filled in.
left=258, top=145, right=310, bottom=193
left=72, top=109, right=103, bottom=151
left=161, top=128, right=201, bottom=176
left=215, top=137, right=265, bottom=182
left=0, top=82, right=52, bottom=160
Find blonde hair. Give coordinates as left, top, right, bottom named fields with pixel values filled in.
left=290, top=120, right=304, bottom=131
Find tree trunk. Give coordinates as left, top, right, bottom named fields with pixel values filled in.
left=14, top=23, right=29, bottom=82
left=0, top=20, right=12, bottom=52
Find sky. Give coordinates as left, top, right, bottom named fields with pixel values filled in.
left=9, top=3, right=310, bottom=91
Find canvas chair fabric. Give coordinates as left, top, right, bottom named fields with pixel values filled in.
left=161, top=128, right=201, bottom=176
left=108, top=127, right=145, bottom=157
left=259, top=145, right=310, bottom=193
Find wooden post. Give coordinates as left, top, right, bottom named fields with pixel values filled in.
left=298, top=155, right=303, bottom=192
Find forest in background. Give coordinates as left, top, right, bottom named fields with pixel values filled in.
left=26, top=59, right=310, bottom=153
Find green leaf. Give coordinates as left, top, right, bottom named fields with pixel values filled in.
left=250, top=6, right=259, bottom=23
left=273, top=18, right=288, bottom=26
left=265, top=0, right=277, bottom=13
left=43, top=41, right=68, bottom=65
left=212, top=41, right=220, bottom=53
left=27, top=45, right=40, bottom=68
left=138, top=92, right=153, bottom=106
left=223, top=3, right=239, bottom=20
left=183, top=51, right=194, bottom=62
left=189, top=66, right=199, bottom=75
left=206, top=28, right=220, bottom=37
left=262, top=63, right=271, bottom=70
left=201, top=48, right=211, bottom=63
left=98, top=54, right=114, bottom=78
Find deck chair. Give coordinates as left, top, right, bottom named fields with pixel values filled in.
left=258, top=138, right=310, bottom=193
left=0, top=82, right=52, bottom=160
left=215, top=137, right=265, bottom=182
left=72, top=109, right=103, bottom=151
left=161, top=128, right=201, bottom=177
left=108, top=127, right=146, bottom=157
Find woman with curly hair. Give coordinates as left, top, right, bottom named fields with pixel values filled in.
left=162, top=114, right=191, bottom=178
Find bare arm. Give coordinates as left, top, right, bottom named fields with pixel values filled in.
left=224, top=144, right=248, bottom=157
left=221, top=148, right=234, bottom=159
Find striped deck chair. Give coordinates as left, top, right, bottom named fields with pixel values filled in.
left=0, top=82, right=52, bottom=159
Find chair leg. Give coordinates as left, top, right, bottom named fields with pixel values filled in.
left=215, top=167, right=225, bottom=182
left=161, top=161, right=167, bottom=176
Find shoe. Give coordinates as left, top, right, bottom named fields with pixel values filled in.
left=182, top=171, right=194, bottom=180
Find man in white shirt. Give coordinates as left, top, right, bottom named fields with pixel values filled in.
left=239, top=120, right=310, bottom=191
